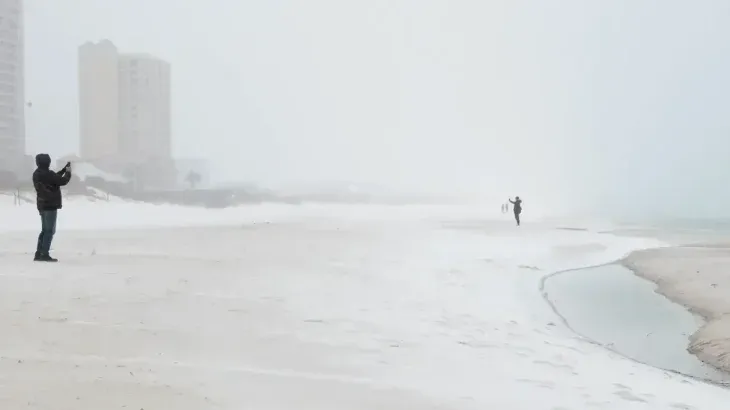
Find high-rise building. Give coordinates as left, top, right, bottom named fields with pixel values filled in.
left=0, top=0, right=25, bottom=173
left=117, top=53, right=171, bottom=162
left=78, top=40, right=119, bottom=161
left=77, top=41, right=171, bottom=167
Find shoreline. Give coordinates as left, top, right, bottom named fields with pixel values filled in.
left=622, top=245, right=730, bottom=377
left=539, top=250, right=730, bottom=388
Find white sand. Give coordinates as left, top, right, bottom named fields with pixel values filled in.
left=624, top=246, right=730, bottom=373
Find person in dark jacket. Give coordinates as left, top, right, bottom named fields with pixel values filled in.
left=509, top=196, right=522, bottom=226
left=32, top=154, right=71, bottom=262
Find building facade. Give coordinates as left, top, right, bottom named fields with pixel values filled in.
left=78, top=40, right=119, bottom=162
left=77, top=41, right=173, bottom=188
left=117, top=53, right=171, bottom=162
left=0, top=0, right=25, bottom=173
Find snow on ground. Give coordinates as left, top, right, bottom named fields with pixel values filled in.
left=0, top=193, right=518, bottom=231
left=0, top=199, right=729, bottom=409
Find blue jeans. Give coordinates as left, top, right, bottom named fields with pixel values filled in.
left=36, top=210, right=57, bottom=255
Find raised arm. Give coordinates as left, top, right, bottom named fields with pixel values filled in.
left=50, top=165, right=72, bottom=187
left=57, top=168, right=72, bottom=186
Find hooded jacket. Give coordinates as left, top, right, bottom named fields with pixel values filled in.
left=32, top=154, right=71, bottom=211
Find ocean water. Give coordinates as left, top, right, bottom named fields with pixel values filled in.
left=644, top=218, right=730, bottom=233
left=610, top=217, right=730, bottom=245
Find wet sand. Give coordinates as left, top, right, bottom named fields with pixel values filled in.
left=623, top=245, right=730, bottom=373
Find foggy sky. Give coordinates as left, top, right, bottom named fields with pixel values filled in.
left=23, top=1, right=730, bottom=217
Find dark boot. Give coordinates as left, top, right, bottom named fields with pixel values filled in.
left=33, top=251, right=41, bottom=261
left=37, top=254, right=58, bottom=262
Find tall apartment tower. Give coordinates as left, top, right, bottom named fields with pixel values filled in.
left=78, top=40, right=119, bottom=161
left=78, top=41, right=171, bottom=167
left=117, top=54, right=171, bottom=161
left=0, top=0, right=25, bottom=173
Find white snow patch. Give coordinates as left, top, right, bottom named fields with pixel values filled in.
left=0, top=201, right=726, bottom=408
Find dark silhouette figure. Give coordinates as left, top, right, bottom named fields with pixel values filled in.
left=32, top=154, right=72, bottom=262
left=509, top=196, right=522, bottom=226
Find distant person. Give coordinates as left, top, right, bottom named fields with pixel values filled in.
left=509, top=196, right=522, bottom=226
left=32, top=154, right=72, bottom=262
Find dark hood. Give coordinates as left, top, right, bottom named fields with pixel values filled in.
left=35, top=153, right=51, bottom=169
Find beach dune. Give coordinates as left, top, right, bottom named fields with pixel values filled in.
left=624, top=245, right=730, bottom=372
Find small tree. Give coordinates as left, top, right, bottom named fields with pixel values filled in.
left=185, top=170, right=202, bottom=189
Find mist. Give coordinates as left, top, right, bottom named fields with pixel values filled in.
left=22, top=1, right=730, bottom=218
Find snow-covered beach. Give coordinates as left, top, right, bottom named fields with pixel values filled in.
left=1, top=195, right=729, bottom=409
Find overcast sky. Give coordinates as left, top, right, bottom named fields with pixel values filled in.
left=23, top=1, right=730, bottom=217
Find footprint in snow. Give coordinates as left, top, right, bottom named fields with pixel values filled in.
left=532, top=359, right=574, bottom=372
left=613, top=389, right=648, bottom=403
left=515, top=378, right=555, bottom=389
left=669, top=403, right=695, bottom=410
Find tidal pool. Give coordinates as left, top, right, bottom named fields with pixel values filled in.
left=542, top=264, right=729, bottom=383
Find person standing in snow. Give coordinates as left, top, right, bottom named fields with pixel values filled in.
left=509, top=196, right=522, bottom=226
left=32, top=154, right=72, bottom=262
